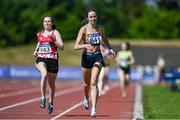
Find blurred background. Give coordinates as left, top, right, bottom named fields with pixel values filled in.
left=0, top=0, right=179, bottom=81
left=0, top=0, right=180, bottom=119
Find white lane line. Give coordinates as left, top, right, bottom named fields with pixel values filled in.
left=51, top=101, right=84, bottom=120
left=133, top=84, right=144, bottom=120
left=0, top=85, right=82, bottom=111
left=0, top=81, right=80, bottom=98
left=51, top=84, right=118, bottom=120
left=0, top=88, right=39, bottom=98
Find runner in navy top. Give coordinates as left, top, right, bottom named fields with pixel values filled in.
left=74, top=9, right=116, bottom=117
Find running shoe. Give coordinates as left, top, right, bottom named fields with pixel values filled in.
left=84, top=98, right=90, bottom=110
left=40, top=97, right=46, bottom=108
left=91, top=108, right=96, bottom=117
left=48, top=102, right=54, bottom=114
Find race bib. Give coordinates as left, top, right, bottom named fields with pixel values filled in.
left=39, top=42, right=52, bottom=53
left=87, top=33, right=102, bottom=46
left=120, top=61, right=128, bottom=67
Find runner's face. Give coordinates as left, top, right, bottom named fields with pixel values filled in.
left=43, top=17, right=53, bottom=30
left=87, top=11, right=97, bottom=25
left=121, top=43, right=127, bottom=51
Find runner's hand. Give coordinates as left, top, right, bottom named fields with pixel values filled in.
left=84, top=44, right=94, bottom=51
left=33, top=51, right=38, bottom=57
left=48, top=34, right=56, bottom=42
left=110, top=49, right=116, bottom=57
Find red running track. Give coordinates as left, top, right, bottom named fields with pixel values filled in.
left=0, top=80, right=135, bottom=120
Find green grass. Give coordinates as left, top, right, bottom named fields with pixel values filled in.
left=143, top=85, right=180, bottom=119
left=0, top=39, right=180, bottom=66
left=60, top=41, right=82, bottom=66
left=0, top=45, right=36, bottom=66
left=0, top=41, right=82, bottom=66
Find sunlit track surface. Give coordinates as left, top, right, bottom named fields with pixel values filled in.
left=0, top=80, right=39, bottom=93
left=58, top=83, right=135, bottom=120
left=0, top=80, right=135, bottom=119
left=0, top=80, right=81, bottom=109
left=0, top=80, right=79, bottom=98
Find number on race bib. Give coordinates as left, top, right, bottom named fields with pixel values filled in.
left=39, top=43, right=52, bottom=53
left=87, top=33, right=102, bottom=46
left=39, top=47, right=52, bottom=53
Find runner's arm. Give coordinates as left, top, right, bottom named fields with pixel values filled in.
left=74, top=27, right=94, bottom=50
left=54, top=30, right=64, bottom=50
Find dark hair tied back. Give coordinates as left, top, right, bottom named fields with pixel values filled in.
left=81, top=8, right=97, bottom=25
left=50, top=17, right=56, bottom=30
left=126, top=42, right=131, bottom=50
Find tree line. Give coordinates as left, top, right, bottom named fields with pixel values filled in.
left=0, top=0, right=179, bottom=47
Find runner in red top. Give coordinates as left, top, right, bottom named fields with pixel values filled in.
left=33, top=16, right=64, bottom=114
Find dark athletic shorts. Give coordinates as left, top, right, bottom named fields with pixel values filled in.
left=36, top=57, right=59, bottom=73
left=119, top=66, right=130, bottom=74
left=81, top=51, right=104, bottom=69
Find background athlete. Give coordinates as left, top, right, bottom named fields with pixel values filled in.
left=74, top=9, right=116, bottom=117
left=98, top=43, right=113, bottom=96
left=33, top=16, right=64, bottom=114
left=116, top=42, right=135, bottom=98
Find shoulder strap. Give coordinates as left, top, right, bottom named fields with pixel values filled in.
left=52, top=30, right=55, bottom=36
left=96, top=24, right=104, bottom=34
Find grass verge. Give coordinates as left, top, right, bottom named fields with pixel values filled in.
left=0, top=39, right=179, bottom=66
left=0, top=41, right=82, bottom=66
left=143, top=85, right=180, bottom=119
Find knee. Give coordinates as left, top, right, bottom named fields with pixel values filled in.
left=41, top=72, right=47, bottom=79
left=91, top=82, right=97, bottom=88
left=84, top=83, right=90, bottom=88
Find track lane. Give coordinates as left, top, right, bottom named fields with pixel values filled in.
left=59, top=84, right=135, bottom=120
left=0, top=80, right=135, bottom=120
left=0, top=82, right=84, bottom=119
left=0, top=81, right=80, bottom=108
left=0, top=81, right=81, bottom=108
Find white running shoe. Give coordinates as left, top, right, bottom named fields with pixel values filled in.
left=84, top=98, right=90, bottom=110
left=91, top=108, right=96, bottom=117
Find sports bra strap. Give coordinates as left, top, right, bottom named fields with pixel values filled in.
left=52, top=30, right=55, bottom=37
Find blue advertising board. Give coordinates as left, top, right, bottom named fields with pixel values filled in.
left=0, top=65, right=157, bottom=82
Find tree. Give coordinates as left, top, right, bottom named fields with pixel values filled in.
left=157, top=0, right=180, bottom=10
